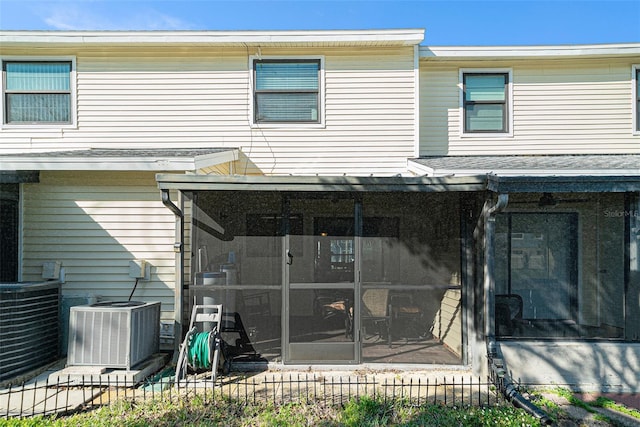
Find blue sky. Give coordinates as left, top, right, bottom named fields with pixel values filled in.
left=0, top=0, right=638, bottom=45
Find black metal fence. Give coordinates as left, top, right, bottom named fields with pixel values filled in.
left=1, top=373, right=505, bottom=419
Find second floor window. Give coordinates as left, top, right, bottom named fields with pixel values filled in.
left=254, top=59, right=320, bottom=124
left=463, top=72, right=508, bottom=133
left=3, top=61, right=72, bottom=124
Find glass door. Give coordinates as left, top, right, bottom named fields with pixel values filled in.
left=284, top=196, right=360, bottom=363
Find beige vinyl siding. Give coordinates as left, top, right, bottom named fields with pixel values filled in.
left=21, top=171, right=177, bottom=322
left=420, top=58, right=640, bottom=155
left=1, top=46, right=416, bottom=176
left=431, top=288, right=462, bottom=357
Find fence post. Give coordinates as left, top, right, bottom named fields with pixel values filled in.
left=30, top=378, right=37, bottom=417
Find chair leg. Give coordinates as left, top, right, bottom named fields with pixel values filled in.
left=387, top=304, right=393, bottom=348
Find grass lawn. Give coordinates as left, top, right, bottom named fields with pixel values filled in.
left=0, top=394, right=541, bottom=427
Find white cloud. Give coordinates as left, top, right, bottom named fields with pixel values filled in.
left=39, top=2, right=196, bottom=30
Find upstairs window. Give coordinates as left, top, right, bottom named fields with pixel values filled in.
left=463, top=72, right=509, bottom=133
left=253, top=59, right=321, bottom=124
left=3, top=61, right=72, bottom=124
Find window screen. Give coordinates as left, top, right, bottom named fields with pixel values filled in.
left=254, top=60, right=320, bottom=123
left=4, top=62, right=71, bottom=124
left=463, top=73, right=508, bottom=133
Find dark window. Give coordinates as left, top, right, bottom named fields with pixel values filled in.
left=0, top=184, right=19, bottom=282
left=254, top=59, right=320, bottom=123
left=463, top=73, right=508, bottom=133
left=3, top=61, right=72, bottom=124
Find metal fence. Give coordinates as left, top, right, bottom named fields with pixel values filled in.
left=1, top=372, right=505, bottom=419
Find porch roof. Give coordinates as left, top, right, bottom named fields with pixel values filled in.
left=155, top=173, right=487, bottom=192
left=408, top=154, right=640, bottom=177
left=0, top=148, right=239, bottom=171
left=409, top=154, right=640, bottom=192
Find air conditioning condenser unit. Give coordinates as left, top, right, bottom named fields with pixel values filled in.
left=67, top=301, right=160, bottom=369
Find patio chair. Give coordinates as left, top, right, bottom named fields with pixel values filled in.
left=361, top=289, right=392, bottom=347
left=314, top=290, right=353, bottom=338
left=390, top=293, right=425, bottom=339
left=495, top=294, right=525, bottom=336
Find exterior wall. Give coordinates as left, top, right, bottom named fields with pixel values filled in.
left=500, top=342, right=640, bottom=393
left=21, top=171, right=177, bottom=324
left=0, top=45, right=417, bottom=176
left=2, top=34, right=637, bottom=385
left=420, top=57, right=640, bottom=155
left=431, top=288, right=462, bottom=357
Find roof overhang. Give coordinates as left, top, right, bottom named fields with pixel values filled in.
left=155, top=173, right=486, bottom=192
left=487, top=174, right=640, bottom=193
left=0, top=148, right=239, bottom=172
left=408, top=155, right=640, bottom=193
left=420, top=43, right=640, bottom=61
left=408, top=155, right=640, bottom=177
left=0, top=29, right=425, bottom=48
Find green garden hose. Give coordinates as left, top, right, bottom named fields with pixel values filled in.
left=187, top=331, right=212, bottom=369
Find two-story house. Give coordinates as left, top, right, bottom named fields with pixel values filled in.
left=1, top=30, right=639, bottom=392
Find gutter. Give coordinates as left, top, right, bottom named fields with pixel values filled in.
left=161, top=189, right=183, bottom=219
left=480, top=193, right=553, bottom=425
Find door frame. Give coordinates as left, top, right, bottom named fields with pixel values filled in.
left=283, top=193, right=362, bottom=364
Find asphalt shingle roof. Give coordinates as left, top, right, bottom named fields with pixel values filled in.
left=410, top=155, right=640, bottom=173
left=1, top=148, right=230, bottom=158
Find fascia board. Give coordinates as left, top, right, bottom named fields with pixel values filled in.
left=0, top=150, right=238, bottom=171
left=193, top=149, right=239, bottom=170
left=0, top=29, right=425, bottom=47
left=422, top=168, right=640, bottom=177
left=407, top=160, right=436, bottom=176
left=0, top=157, right=197, bottom=171
left=155, top=172, right=487, bottom=192
left=420, top=43, right=640, bottom=60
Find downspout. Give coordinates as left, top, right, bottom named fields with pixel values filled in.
left=161, top=189, right=184, bottom=359
left=484, top=193, right=508, bottom=355
left=162, top=189, right=183, bottom=218
left=481, top=193, right=552, bottom=425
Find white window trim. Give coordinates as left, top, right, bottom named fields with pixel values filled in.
left=1, top=56, right=77, bottom=129
left=633, top=65, right=640, bottom=136
left=459, top=68, right=513, bottom=138
left=249, top=55, right=325, bottom=129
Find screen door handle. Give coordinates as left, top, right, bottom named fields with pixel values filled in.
left=287, top=250, right=294, bottom=265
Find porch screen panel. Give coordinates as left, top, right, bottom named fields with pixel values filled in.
left=626, top=193, right=640, bottom=341
left=495, top=212, right=579, bottom=338
left=189, top=191, right=284, bottom=362
left=494, top=200, right=637, bottom=341
left=360, top=193, right=462, bottom=364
